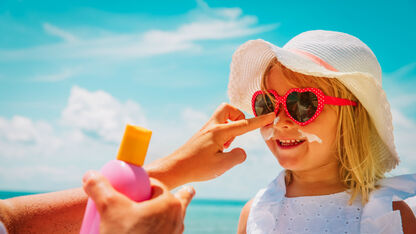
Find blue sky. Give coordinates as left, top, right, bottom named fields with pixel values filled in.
left=0, top=0, right=415, bottom=199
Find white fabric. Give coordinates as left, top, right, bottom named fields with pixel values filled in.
left=227, top=30, right=398, bottom=172
left=0, top=221, right=7, bottom=234
left=274, top=192, right=362, bottom=233
left=247, top=171, right=416, bottom=234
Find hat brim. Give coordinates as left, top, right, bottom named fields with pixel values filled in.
left=228, top=39, right=399, bottom=171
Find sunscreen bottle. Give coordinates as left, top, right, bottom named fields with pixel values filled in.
left=80, top=124, right=152, bottom=234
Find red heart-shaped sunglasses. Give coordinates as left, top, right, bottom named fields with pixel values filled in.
left=251, top=88, right=357, bottom=126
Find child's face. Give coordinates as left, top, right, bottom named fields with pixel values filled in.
left=261, top=66, right=339, bottom=172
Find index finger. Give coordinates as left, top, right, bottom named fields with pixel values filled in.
left=220, top=112, right=275, bottom=138
left=211, top=103, right=246, bottom=124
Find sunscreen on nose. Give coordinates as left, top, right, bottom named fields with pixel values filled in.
left=80, top=125, right=152, bottom=234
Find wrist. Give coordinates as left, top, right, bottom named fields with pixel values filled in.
left=144, top=154, right=186, bottom=190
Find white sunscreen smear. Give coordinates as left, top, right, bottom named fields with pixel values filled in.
left=273, top=116, right=280, bottom=125
left=260, top=116, right=280, bottom=141
left=298, top=129, right=322, bottom=143
left=260, top=126, right=275, bottom=141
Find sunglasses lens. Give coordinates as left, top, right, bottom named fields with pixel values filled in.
left=254, top=93, right=275, bottom=116
left=286, top=91, right=318, bottom=123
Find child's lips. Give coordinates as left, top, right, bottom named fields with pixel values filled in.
left=276, top=139, right=305, bottom=149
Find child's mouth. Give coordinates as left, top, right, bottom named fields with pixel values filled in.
left=276, top=139, right=306, bottom=149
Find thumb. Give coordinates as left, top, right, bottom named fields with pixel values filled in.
left=174, top=185, right=195, bottom=218
left=218, top=147, right=247, bottom=169
left=82, top=170, right=122, bottom=214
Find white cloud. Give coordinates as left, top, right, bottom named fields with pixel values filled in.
left=0, top=1, right=278, bottom=61
left=384, top=62, right=416, bottom=109
left=141, top=8, right=276, bottom=49
left=43, top=22, right=79, bottom=43
left=382, top=63, right=416, bottom=175
left=0, top=165, right=83, bottom=191
left=391, top=108, right=415, bottom=128
left=32, top=67, right=82, bottom=82
left=387, top=108, right=416, bottom=176
left=0, top=116, right=40, bottom=142
left=0, top=86, right=149, bottom=191
left=0, top=116, right=61, bottom=159
left=181, top=107, right=210, bottom=132
left=387, top=62, right=416, bottom=79
left=61, top=86, right=147, bottom=143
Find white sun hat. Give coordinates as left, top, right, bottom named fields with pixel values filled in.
left=228, top=30, right=398, bottom=172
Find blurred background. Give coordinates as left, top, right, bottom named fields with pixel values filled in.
left=0, top=0, right=415, bottom=233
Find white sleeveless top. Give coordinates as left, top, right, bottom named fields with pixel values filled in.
left=247, top=171, right=416, bottom=234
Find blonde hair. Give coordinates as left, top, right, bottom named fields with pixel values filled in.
left=261, top=58, right=386, bottom=205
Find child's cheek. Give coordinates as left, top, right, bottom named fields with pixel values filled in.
left=260, top=125, right=275, bottom=141
left=297, top=129, right=323, bottom=144
left=260, top=116, right=280, bottom=141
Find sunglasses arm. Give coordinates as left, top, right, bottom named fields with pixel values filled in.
left=324, top=96, right=357, bottom=106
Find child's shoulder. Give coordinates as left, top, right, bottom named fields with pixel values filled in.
left=237, top=199, right=254, bottom=234
left=370, top=173, right=416, bottom=210
left=361, top=173, right=416, bottom=233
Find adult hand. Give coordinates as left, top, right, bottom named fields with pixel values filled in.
left=82, top=171, right=195, bottom=234
left=145, top=103, right=275, bottom=189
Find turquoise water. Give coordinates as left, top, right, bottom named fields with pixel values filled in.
left=0, top=191, right=245, bottom=234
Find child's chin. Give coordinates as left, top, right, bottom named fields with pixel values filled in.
left=274, top=154, right=306, bottom=170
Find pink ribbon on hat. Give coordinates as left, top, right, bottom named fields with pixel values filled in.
left=288, top=48, right=338, bottom=72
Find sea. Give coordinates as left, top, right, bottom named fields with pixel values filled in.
left=0, top=191, right=245, bottom=234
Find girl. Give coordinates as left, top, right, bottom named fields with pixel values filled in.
left=228, top=30, right=416, bottom=233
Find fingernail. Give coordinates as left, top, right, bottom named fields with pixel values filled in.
left=82, top=170, right=96, bottom=183
left=239, top=148, right=247, bottom=158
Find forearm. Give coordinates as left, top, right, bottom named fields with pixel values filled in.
left=144, top=153, right=188, bottom=190
left=1, top=188, right=87, bottom=234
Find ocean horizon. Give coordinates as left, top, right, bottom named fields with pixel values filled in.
left=0, top=190, right=246, bottom=233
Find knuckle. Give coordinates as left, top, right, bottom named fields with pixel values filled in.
left=105, top=194, right=118, bottom=206
left=213, top=129, right=226, bottom=143
left=162, top=195, right=181, bottom=211
left=239, top=119, right=250, bottom=128
left=98, top=197, right=110, bottom=213
left=211, top=125, right=223, bottom=133
left=170, top=198, right=183, bottom=211
left=217, top=102, right=231, bottom=112
left=205, top=125, right=222, bottom=137
left=99, top=194, right=117, bottom=212
left=85, top=177, right=99, bottom=188
left=220, top=102, right=229, bottom=108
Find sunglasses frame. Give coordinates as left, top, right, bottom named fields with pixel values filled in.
left=251, top=87, right=357, bottom=126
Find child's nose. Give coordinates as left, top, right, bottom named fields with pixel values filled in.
left=273, top=105, right=296, bottom=129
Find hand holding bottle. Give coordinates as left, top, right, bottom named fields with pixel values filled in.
left=82, top=171, right=195, bottom=234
